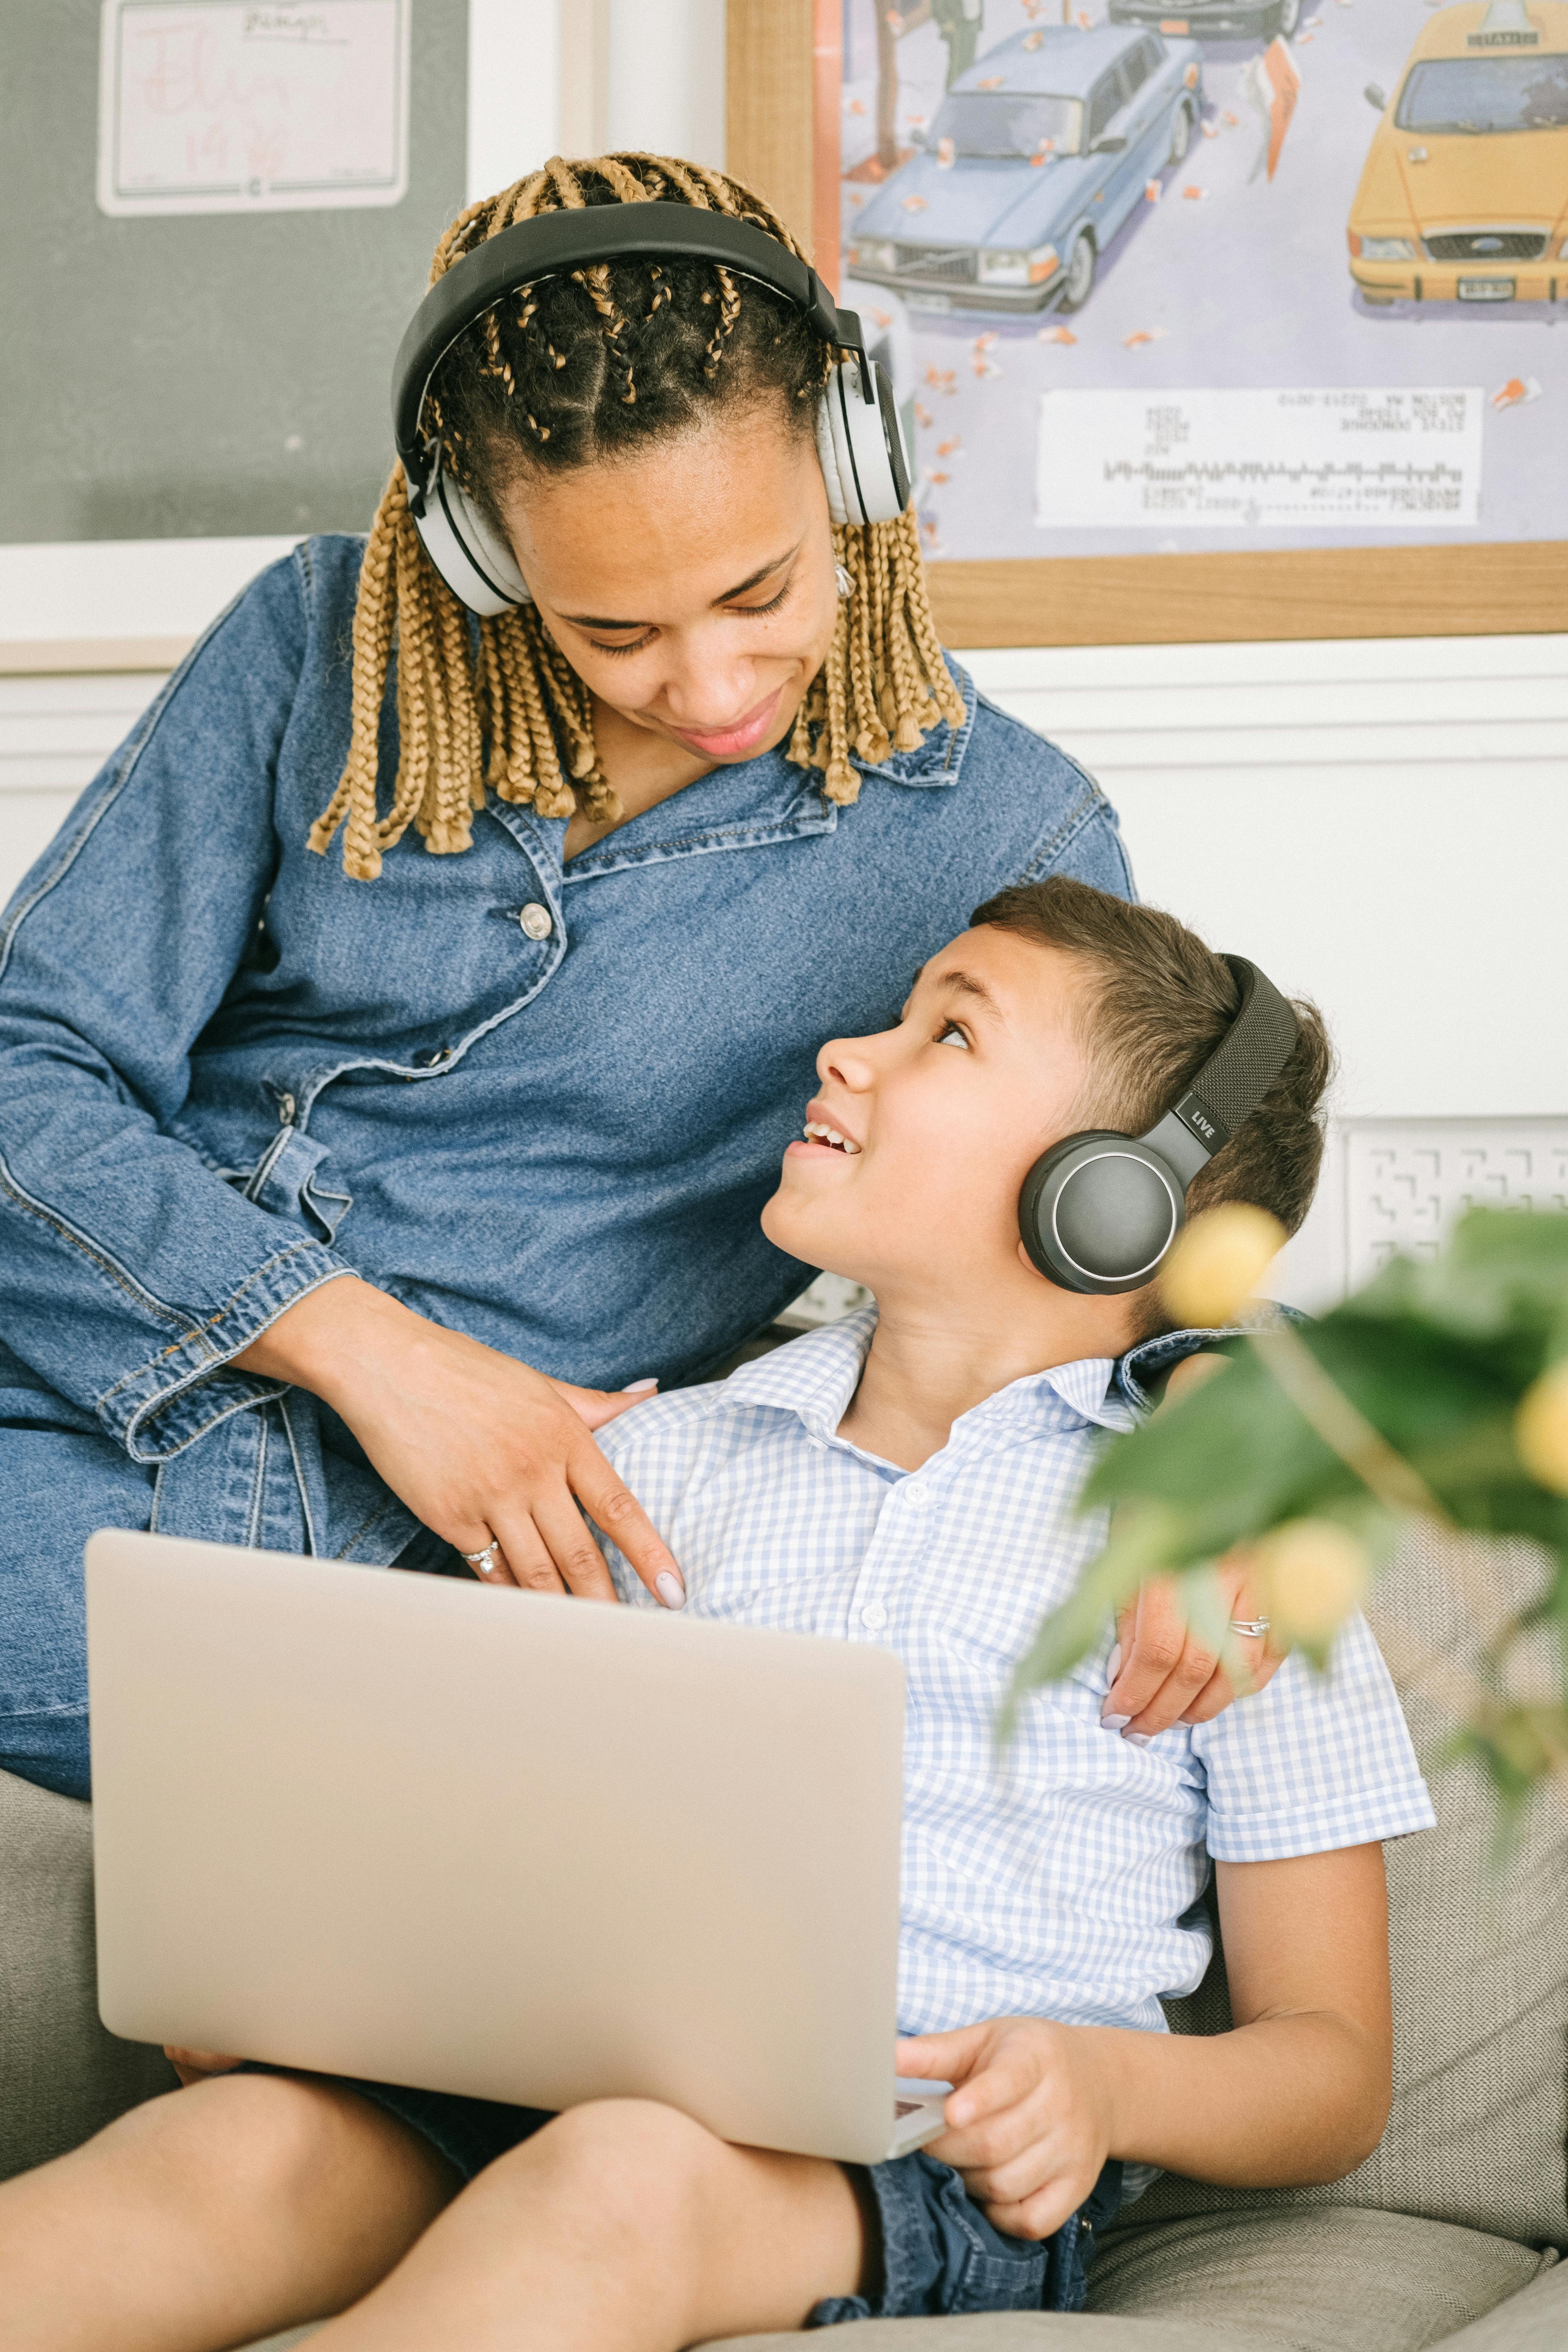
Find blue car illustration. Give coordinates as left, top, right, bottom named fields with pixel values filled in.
left=847, top=24, right=1204, bottom=315
left=1109, top=0, right=1301, bottom=44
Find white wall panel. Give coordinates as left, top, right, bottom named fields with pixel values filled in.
left=605, top=0, right=725, bottom=170
left=467, top=0, right=559, bottom=204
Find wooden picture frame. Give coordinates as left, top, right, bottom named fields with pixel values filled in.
left=724, top=0, right=1566, bottom=649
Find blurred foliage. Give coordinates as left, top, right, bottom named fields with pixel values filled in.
left=1011, top=1208, right=1568, bottom=1801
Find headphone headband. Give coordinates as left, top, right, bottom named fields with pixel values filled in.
left=392, top=204, right=870, bottom=494
left=1154, top=954, right=1302, bottom=1167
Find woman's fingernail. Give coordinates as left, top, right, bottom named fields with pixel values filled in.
left=1101, top=1711, right=1132, bottom=1732
left=1123, top=1730, right=1154, bottom=1747
left=623, top=1378, right=658, bottom=1393
left=655, top=1571, right=686, bottom=1610
left=1107, top=1643, right=1122, bottom=1683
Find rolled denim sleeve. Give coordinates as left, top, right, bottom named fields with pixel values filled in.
left=0, top=553, right=354, bottom=1464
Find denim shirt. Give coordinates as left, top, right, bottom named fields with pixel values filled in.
left=0, top=534, right=1133, bottom=1564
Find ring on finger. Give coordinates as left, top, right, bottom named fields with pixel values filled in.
left=461, top=1539, right=503, bottom=1578
left=1229, top=1616, right=1271, bottom=1638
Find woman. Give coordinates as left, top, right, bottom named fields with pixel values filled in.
left=0, top=154, right=1265, bottom=1804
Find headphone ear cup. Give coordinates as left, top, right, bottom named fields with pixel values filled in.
left=816, top=359, right=910, bottom=528
left=813, top=390, right=851, bottom=527
left=1018, top=1134, right=1187, bottom=1297
left=409, top=465, right=532, bottom=617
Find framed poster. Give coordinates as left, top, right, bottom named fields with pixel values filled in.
left=97, top=0, right=411, bottom=217
left=727, top=0, right=1568, bottom=643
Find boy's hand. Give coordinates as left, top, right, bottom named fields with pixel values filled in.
left=897, top=2018, right=1113, bottom=2243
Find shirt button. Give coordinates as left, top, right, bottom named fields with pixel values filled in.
left=860, top=1601, right=888, bottom=1631
left=519, top=903, right=553, bottom=940
left=903, top=1484, right=930, bottom=1509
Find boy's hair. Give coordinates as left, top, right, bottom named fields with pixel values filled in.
left=971, top=875, right=1332, bottom=1253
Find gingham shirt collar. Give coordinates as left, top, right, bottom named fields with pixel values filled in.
left=718, top=1306, right=1136, bottom=1455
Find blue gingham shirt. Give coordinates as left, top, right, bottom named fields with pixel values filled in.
left=598, top=1309, right=1434, bottom=2058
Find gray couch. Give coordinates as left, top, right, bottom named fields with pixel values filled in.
left=3, top=1529, right=1564, bottom=2351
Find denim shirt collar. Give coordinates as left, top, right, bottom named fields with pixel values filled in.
left=484, top=665, right=979, bottom=886
left=1114, top=1303, right=1306, bottom=1413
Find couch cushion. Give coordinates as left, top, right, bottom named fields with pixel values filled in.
left=1109, top=1530, right=1568, bottom=2252
left=0, top=1767, right=178, bottom=2181
left=1087, top=2205, right=1550, bottom=2352
left=1438, top=2254, right=1568, bottom=2349
left=710, top=2324, right=1272, bottom=2350
left=243, top=2326, right=1277, bottom=2352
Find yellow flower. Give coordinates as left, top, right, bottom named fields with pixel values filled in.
left=1160, top=1203, right=1286, bottom=1329
left=1258, top=1520, right=1367, bottom=1646
left=1515, top=1361, right=1568, bottom=1496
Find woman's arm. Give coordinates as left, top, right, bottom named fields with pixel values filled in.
left=0, top=557, right=346, bottom=1459
left=900, top=1841, right=1392, bottom=2239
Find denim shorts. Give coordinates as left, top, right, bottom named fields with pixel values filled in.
left=244, top=2070, right=1121, bottom=2326
left=807, top=2148, right=1124, bottom=2326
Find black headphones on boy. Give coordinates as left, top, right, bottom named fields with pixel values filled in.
left=390, top=205, right=913, bottom=618
left=1020, top=956, right=1300, bottom=1296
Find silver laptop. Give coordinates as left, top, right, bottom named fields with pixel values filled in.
left=85, top=1528, right=947, bottom=2166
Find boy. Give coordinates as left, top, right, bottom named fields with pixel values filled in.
left=0, top=880, right=1432, bottom=2351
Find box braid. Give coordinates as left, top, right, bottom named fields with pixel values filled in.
left=311, top=153, right=965, bottom=880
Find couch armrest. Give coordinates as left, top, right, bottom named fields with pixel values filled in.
left=0, top=1767, right=178, bottom=2180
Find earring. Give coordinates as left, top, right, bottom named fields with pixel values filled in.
left=835, top=563, right=853, bottom=600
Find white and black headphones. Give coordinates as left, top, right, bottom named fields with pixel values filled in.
left=1018, top=956, right=1300, bottom=1296
left=391, top=205, right=913, bottom=619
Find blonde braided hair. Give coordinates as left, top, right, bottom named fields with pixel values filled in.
left=311, top=154, right=964, bottom=880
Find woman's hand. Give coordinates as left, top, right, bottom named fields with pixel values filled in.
left=897, top=2018, right=1114, bottom=2243
left=234, top=1277, right=681, bottom=1606
left=1104, top=1354, right=1283, bottom=1737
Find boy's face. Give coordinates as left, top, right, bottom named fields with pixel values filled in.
left=762, top=926, right=1101, bottom=1305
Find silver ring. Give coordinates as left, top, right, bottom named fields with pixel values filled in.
left=461, top=1540, right=502, bottom=1576
left=1230, top=1617, right=1271, bottom=1638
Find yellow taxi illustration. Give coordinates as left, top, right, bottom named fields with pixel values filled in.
left=1348, top=0, right=1568, bottom=305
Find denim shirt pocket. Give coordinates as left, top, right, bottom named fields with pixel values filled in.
left=241, top=1125, right=352, bottom=1245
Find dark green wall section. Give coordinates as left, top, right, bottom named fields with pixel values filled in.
left=1, top=0, right=468, bottom=542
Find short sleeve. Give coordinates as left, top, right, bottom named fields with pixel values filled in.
left=1191, top=1613, right=1436, bottom=1862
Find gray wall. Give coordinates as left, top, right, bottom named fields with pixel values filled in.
left=2, top=0, right=469, bottom=544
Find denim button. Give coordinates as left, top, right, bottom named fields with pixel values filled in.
left=519, top=903, right=553, bottom=940
left=861, top=1600, right=887, bottom=1630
